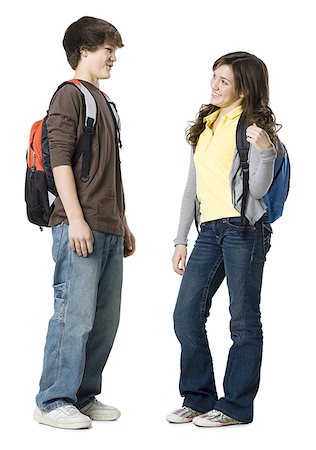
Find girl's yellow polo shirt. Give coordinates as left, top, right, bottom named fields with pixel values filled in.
left=194, top=105, right=243, bottom=223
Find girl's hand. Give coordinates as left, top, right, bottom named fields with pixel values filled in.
left=172, top=245, right=187, bottom=275
left=246, top=123, right=273, bottom=151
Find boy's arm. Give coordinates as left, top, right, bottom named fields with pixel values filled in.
left=53, top=165, right=94, bottom=257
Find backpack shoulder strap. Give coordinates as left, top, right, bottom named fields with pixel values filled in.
left=236, top=112, right=249, bottom=162
left=236, top=113, right=250, bottom=227
left=53, top=80, right=98, bottom=182
left=67, top=79, right=97, bottom=128
left=67, top=80, right=98, bottom=181
left=101, top=91, right=122, bottom=149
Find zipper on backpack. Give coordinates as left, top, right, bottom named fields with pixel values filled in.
left=31, top=151, right=36, bottom=174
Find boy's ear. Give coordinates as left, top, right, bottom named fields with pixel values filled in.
left=240, top=92, right=245, bottom=99
left=80, top=47, right=88, bottom=57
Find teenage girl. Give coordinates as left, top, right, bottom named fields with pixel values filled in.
left=166, top=52, right=284, bottom=427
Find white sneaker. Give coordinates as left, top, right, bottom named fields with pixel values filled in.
left=166, top=406, right=201, bottom=424
left=79, top=399, right=121, bottom=421
left=34, top=405, right=92, bottom=429
left=193, top=409, right=244, bottom=427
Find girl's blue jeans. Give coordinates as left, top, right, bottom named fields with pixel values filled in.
left=173, top=216, right=272, bottom=423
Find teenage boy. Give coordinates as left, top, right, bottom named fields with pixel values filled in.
left=34, top=16, right=135, bottom=430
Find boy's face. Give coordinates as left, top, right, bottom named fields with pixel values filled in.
left=81, top=41, right=117, bottom=81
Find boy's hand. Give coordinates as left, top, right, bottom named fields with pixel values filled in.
left=53, top=165, right=93, bottom=257
left=68, top=218, right=94, bottom=257
left=124, top=224, right=136, bottom=258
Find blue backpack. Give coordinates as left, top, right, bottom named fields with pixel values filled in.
left=236, top=113, right=290, bottom=224
left=262, top=152, right=290, bottom=222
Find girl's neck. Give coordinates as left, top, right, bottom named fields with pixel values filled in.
left=218, top=98, right=243, bottom=117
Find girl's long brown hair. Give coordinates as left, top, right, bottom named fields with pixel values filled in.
left=186, top=52, right=281, bottom=150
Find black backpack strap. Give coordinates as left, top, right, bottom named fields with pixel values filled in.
left=236, top=113, right=250, bottom=228
left=72, top=116, right=95, bottom=181
left=101, top=92, right=122, bottom=149
left=70, top=82, right=97, bottom=182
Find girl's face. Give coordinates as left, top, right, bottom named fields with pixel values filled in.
left=210, top=64, right=243, bottom=110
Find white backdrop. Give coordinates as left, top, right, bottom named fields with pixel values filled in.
left=1, top=0, right=315, bottom=448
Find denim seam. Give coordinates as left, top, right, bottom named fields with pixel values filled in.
left=98, top=233, right=110, bottom=281
left=52, top=223, right=66, bottom=262
left=249, top=228, right=259, bottom=264
left=199, top=255, right=224, bottom=343
left=50, top=313, right=66, bottom=401
left=262, top=222, right=272, bottom=258
left=226, top=231, right=257, bottom=375
left=50, top=237, right=72, bottom=406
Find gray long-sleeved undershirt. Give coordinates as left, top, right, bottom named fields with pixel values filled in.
left=174, top=145, right=278, bottom=246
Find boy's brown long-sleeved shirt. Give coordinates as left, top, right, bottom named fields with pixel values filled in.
left=47, top=80, right=125, bottom=236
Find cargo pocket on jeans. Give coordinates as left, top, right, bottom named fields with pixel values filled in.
left=262, top=223, right=273, bottom=257
left=52, top=282, right=68, bottom=323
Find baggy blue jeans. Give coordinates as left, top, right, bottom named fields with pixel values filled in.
left=36, top=223, right=124, bottom=412
left=173, top=216, right=272, bottom=423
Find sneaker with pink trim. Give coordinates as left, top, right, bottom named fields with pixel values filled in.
left=166, top=406, right=201, bottom=424
left=193, top=409, right=244, bottom=427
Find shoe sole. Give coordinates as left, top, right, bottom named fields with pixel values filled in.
left=87, top=414, right=120, bottom=421
left=34, top=411, right=92, bottom=430
left=193, top=419, right=244, bottom=427
left=80, top=409, right=121, bottom=421
left=166, top=414, right=193, bottom=424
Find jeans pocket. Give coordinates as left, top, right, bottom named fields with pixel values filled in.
left=52, top=282, right=68, bottom=323
left=226, top=217, right=255, bottom=231
left=262, top=223, right=273, bottom=256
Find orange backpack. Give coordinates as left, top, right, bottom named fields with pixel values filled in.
left=25, top=80, right=97, bottom=228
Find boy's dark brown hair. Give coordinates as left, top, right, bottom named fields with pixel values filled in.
left=63, top=16, right=124, bottom=70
